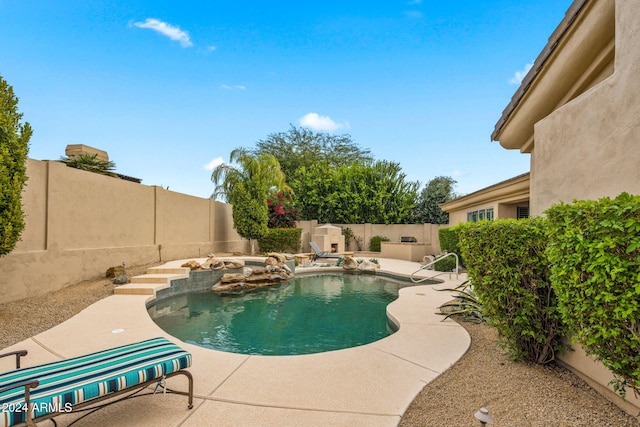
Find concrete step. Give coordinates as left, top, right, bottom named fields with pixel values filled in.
left=113, top=282, right=169, bottom=296
left=130, top=273, right=186, bottom=285
left=146, top=266, right=191, bottom=275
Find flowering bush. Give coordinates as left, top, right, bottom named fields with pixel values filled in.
left=267, top=193, right=300, bottom=228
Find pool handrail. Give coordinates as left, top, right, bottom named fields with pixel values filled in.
left=411, top=252, right=459, bottom=283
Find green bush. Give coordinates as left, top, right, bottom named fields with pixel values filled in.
left=369, top=235, right=389, bottom=252
left=545, top=193, right=640, bottom=397
left=258, top=228, right=301, bottom=253
left=0, top=75, right=31, bottom=256
left=434, top=226, right=463, bottom=271
left=458, top=218, right=567, bottom=364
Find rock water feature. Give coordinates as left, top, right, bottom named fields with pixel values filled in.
left=181, top=257, right=246, bottom=271
left=210, top=253, right=294, bottom=295
left=340, top=256, right=380, bottom=273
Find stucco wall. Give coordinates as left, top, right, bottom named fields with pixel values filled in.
left=531, top=0, right=640, bottom=215
left=0, top=159, right=244, bottom=303
left=500, top=0, right=640, bottom=416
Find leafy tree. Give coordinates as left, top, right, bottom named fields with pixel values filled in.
left=292, top=160, right=419, bottom=224
left=0, top=75, right=31, bottom=256
left=211, top=148, right=290, bottom=253
left=59, top=152, right=117, bottom=177
left=410, top=176, right=457, bottom=224
left=253, top=125, right=373, bottom=181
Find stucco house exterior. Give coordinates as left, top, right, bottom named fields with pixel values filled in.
left=493, top=0, right=639, bottom=214
left=440, top=172, right=529, bottom=225
left=490, top=0, right=639, bottom=415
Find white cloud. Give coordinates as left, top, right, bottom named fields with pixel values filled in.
left=450, top=169, right=464, bottom=178
left=299, top=113, right=348, bottom=132
left=221, top=84, right=247, bottom=91
left=204, top=157, right=224, bottom=171
left=207, top=45, right=217, bottom=52
left=133, top=18, right=192, bottom=48
left=509, top=62, right=533, bottom=85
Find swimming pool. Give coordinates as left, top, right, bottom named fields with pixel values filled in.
left=148, top=273, right=408, bottom=356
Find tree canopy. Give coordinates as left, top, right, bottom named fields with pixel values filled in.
left=0, top=75, right=31, bottom=256
left=292, top=160, right=419, bottom=224
left=253, top=125, right=373, bottom=181
left=211, top=148, right=291, bottom=252
left=410, top=176, right=457, bottom=224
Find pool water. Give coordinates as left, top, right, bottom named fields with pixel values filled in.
left=148, top=274, right=406, bottom=355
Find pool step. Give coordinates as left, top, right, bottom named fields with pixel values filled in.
left=146, top=266, right=192, bottom=275
left=114, top=271, right=189, bottom=296
left=114, top=282, right=169, bottom=296
left=130, top=273, right=187, bottom=285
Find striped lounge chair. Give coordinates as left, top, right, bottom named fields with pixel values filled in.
left=0, top=337, right=193, bottom=427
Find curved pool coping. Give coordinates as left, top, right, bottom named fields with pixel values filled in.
left=1, top=257, right=471, bottom=426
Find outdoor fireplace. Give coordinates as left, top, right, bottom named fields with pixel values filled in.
left=312, top=224, right=345, bottom=254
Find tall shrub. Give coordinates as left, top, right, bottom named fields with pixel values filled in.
left=458, top=219, right=567, bottom=364
left=434, top=226, right=463, bottom=271
left=0, top=76, right=31, bottom=256
left=258, top=228, right=301, bottom=253
left=545, top=193, right=640, bottom=397
left=369, top=235, right=389, bottom=252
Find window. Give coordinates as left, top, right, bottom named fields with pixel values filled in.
left=517, top=206, right=529, bottom=219
left=467, top=208, right=494, bottom=222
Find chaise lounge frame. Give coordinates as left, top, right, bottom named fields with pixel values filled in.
left=309, top=241, right=345, bottom=262
left=0, top=337, right=193, bottom=427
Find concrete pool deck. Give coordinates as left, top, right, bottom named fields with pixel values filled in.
left=0, top=258, right=470, bottom=426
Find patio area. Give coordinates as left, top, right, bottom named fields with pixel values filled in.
left=0, top=258, right=469, bottom=427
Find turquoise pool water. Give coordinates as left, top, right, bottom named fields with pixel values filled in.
left=148, top=274, right=406, bottom=355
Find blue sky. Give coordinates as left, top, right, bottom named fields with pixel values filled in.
left=1, top=0, right=572, bottom=199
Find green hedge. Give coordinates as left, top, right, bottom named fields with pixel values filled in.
left=458, top=218, right=567, bottom=364
left=545, top=193, right=640, bottom=397
left=369, top=235, right=389, bottom=252
left=258, top=228, right=301, bottom=253
left=434, top=227, right=463, bottom=271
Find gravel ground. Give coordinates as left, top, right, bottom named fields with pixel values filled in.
left=400, top=321, right=639, bottom=426
left=1, top=264, right=638, bottom=426
left=0, top=262, right=161, bottom=350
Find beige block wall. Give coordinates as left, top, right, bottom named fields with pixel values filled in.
left=531, top=0, right=640, bottom=215
left=46, top=162, right=156, bottom=249
left=213, top=201, right=250, bottom=254
left=0, top=159, right=246, bottom=303
left=557, top=340, right=640, bottom=417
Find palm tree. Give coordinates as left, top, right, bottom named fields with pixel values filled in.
left=211, top=148, right=291, bottom=254
left=59, top=153, right=117, bottom=177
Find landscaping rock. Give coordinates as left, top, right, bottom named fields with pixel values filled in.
left=342, top=256, right=358, bottom=270
left=112, top=275, right=128, bottom=285
left=358, top=259, right=379, bottom=272
left=180, top=260, right=201, bottom=270
left=224, top=259, right=245, bottom=269
left=105, top=266, right=124, bottom=278
left=220, top=273, right=246, bottom=283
